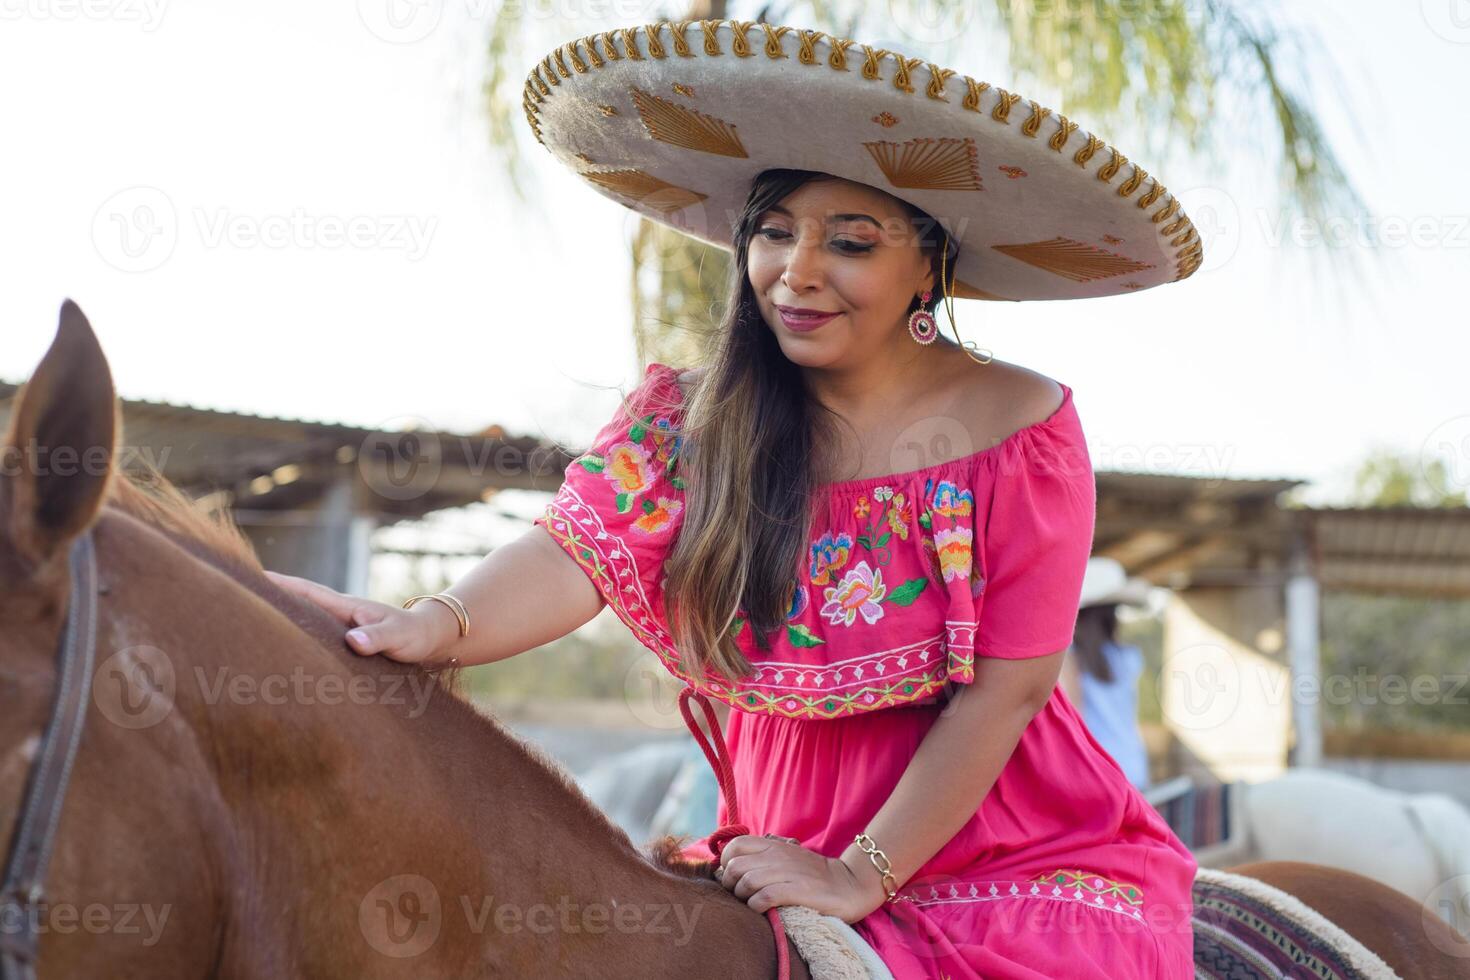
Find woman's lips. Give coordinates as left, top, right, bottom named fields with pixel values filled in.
left=776, top=307, right=841, bottom=331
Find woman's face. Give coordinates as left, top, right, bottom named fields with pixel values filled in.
left=747, top=176, right=937, bottom=367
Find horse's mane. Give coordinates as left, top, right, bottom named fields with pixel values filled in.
left=97, top=457, right=715, bottom=882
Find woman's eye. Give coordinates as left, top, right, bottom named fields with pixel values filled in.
left=757, top=226, right=791, bottom=241
left=834, top=239, right=873, bottom=254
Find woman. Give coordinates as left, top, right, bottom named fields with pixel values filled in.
left=1061, top=558, right=1155, bottom=791
left=271, top=19, right=1202, bottom=978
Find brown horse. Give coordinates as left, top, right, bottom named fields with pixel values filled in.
left=2, top=301, right=1465, bottom=978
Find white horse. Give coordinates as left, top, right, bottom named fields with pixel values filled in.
left=1233, top=767, right=1470, bottom=927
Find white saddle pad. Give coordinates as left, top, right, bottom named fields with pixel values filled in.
left=776, top=905, right=895, bottom=980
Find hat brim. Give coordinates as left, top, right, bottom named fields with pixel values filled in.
left=524, top=19, right=1203, bottom=302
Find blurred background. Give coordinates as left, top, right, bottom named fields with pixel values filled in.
left=3, top=0, right=1469, bottom=924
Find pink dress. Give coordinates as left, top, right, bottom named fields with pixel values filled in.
left=535, top=362, right=1197, bottom=979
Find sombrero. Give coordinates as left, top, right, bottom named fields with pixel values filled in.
left=521, top=18, right=1203, bottom=302
left=1079, top=557, right=1153, bottom=610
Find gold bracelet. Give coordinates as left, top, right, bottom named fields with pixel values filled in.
left=853, top=832, right=904, bottom=904
left=402, top=592, right=470, bottom=638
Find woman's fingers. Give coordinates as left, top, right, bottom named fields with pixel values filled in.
left=264, top=570, right=359, bottom=626
left=263, top=570, right=432, bottom=665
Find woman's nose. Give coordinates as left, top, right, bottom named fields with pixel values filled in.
left=780, top=236, right=826, bottom=292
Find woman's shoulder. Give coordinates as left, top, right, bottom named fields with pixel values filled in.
left=956, top=356, right=1068, bottom=446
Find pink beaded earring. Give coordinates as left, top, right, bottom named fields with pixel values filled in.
left=907, top=289, right=938, bottom=345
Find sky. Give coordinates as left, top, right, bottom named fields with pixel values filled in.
left=2, top=0, right=1468, bottom=544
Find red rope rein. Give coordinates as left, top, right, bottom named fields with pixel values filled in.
left=678, top=686, right=792, bottom=980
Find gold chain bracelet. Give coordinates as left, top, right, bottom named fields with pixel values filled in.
left=853, top=832, right=910, bottom=904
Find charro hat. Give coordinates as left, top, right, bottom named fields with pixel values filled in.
left=1079, top=557, right=1153, bottom=610
left=522, top=18, right=1203, bottom=302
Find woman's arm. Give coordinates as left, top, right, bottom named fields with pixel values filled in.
left=412, top=524, right=607, bottom=668
left=837, top=650, right=1064, bottom=909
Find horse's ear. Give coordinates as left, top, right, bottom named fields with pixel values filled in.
left=1, top=298, right=119, bottom=571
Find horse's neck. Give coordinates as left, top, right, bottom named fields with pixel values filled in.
left=185, top=599, right=780, bottom=977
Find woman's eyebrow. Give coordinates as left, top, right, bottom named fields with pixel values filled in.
left=763, top=204, right=882, bottom=226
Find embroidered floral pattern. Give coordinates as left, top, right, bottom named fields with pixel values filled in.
left=809, top=531, right=854, bottom=586
left=848, top=485, right=911, bottom=567
left=818, top=559, right=929, bottom=628
left=535, top=364, right=1090, bottom=721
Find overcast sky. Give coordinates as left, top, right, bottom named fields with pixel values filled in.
left=3, top=0, right=1467, bottom=531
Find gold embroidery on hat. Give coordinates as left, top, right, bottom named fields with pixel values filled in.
left=554, top=47, right=572, bottom=78
left=565, top=40, right=588, bottom=73
left=891, top=54, right=922, bottom=93
left=991, top=89, right=1022, bottom=123
left=1098, top=147, right=1128, bottom=182
left=1170, top=225, right=1196, bottom=247
left=1102, top=234, right=1124, bottom=245
left=668, top=20, right=694, bottom=56
left=1074, top=135, right=1105, bottom=165
left=579, top=35, right=604, bottom=69
left=672, top=82, right=695, bottom=98
left=1151, top=198, right=1180, bottom=224
left=631, top=86, right=748, bottom=157
left=961, top=77, right=990, bottom=112
left=1021, top=101, right=1050, bottom=137
left=645, top=23, right=668, bottom=58
left=993, top=237, right=1156, bottom=282
left=951, top=278, right=1015, bottom=301
left=797, top=29, right=823, bottom=64
left=598, top=104, right=619, bottom=117
left=698, top=19, right=723, bottom=55
left=999, top=165, right=1027, bottom=179
left=873, top=112, right=899, bottom=127
left=619, top=27, right=642, bottom=60
left=597, top=31, right=621, bottom=61
left=582, top=169, right=708, bottom=214
left=864, top=137, right=981, bottom=191
left=924, top=64, right=957, bottom=101
left=541, top=55, right=560, bottom=85
left=1049, top=115, right=1078, bottom=150
left=828, top=36, right=856, bottom=70
left=860, top=45, right=890, bottom=80
left=1138, top=180, right=1165, bottom=207
left=529, top=68, right=549, bottom=99
left=1119, top=165, right=1147, bottom=197
left=760, top=23, right=792, bottom=58
left=1162, top=215, right=1190, bottom=236
left=728, top=20, right=756, bottom=57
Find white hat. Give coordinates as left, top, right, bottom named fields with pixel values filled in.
left=1079, top=556, right=1152, bottom=610
left=523, top=18, right=1203, bottom=302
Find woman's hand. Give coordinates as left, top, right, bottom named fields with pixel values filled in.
left=716, top=834, right=889, bottom=924
left=263, top=570, right=457, bottom=666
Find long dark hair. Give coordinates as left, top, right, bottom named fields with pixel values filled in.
left=1071, top=603, right=1119, bottom=684
left=658, top=168, right=952, bottom=686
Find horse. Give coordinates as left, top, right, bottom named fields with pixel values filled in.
left=1238, top=767, right=1470, bottom=929
left=0, top=301, right=809, bottom=978
left=2, top=300, right=1466, bottom=978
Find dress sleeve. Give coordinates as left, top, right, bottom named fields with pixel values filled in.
left=532, top=362, right=687, bottom=632
left=973, top=399, right=1096, bottom=660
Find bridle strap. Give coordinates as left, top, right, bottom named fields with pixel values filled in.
left=1, top=532, right=98, bottom=980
